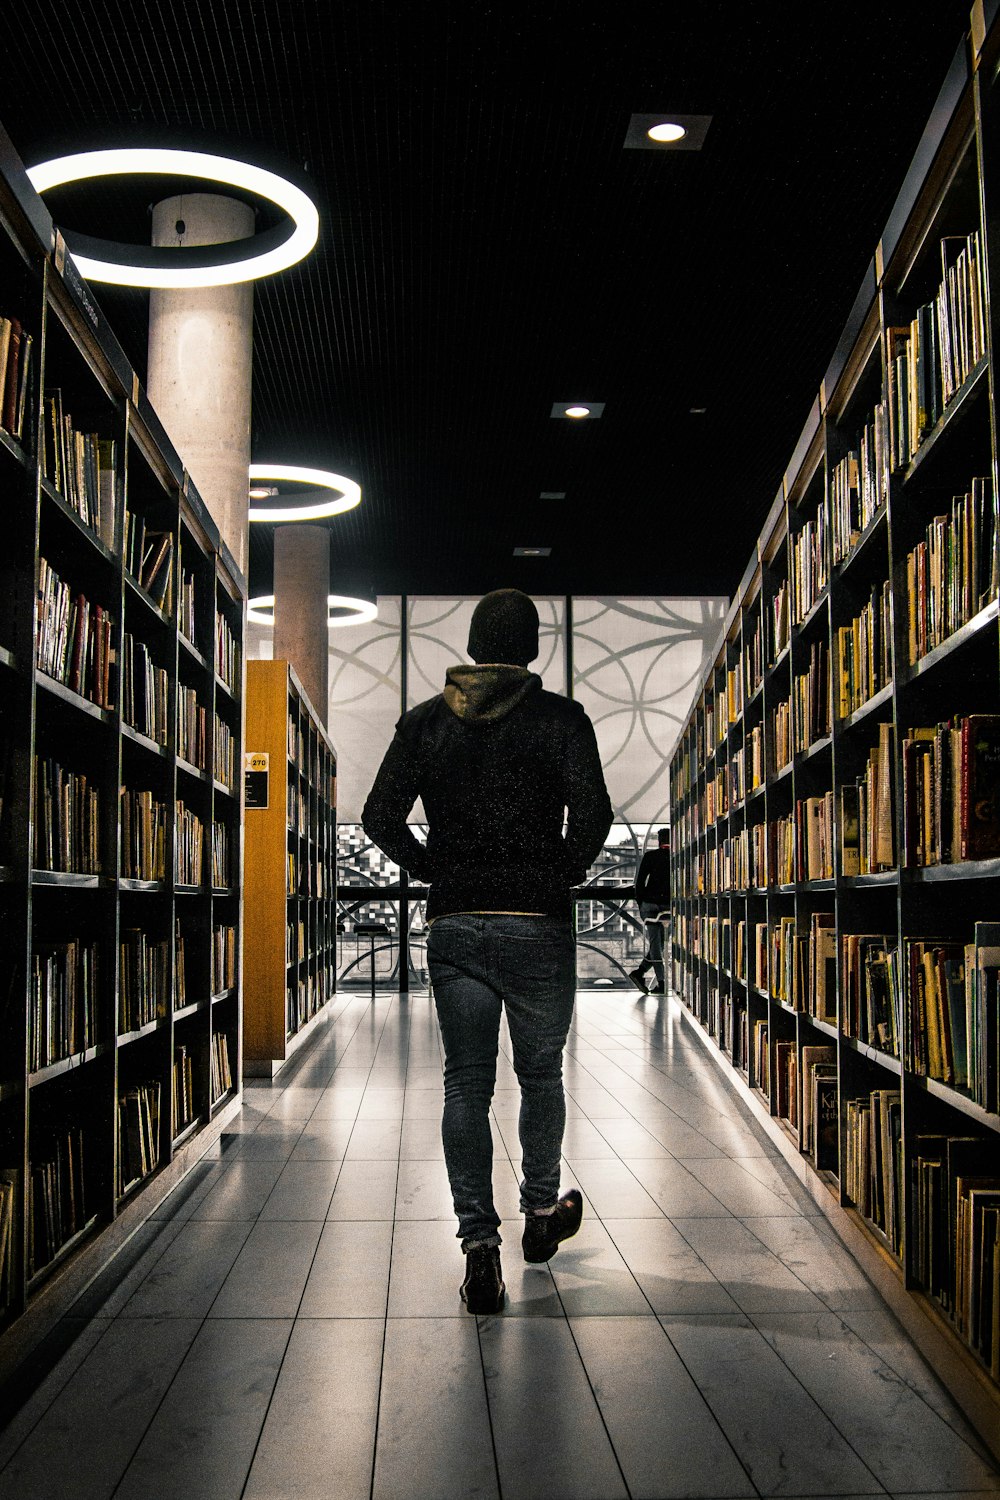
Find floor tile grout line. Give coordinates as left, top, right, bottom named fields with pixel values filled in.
left=559, top=1013, right=770, bottom=1500
left=575, top=991, right=895, bottom=1500
left=473, top=1314, right=505, bottom=1500
left=0, top=1312, right=126, bottom=1481
left=496, top=989, right=762, bottom=1500
left=239, top=996, right=399, bottom=1500
left=563, top=1014, right=756, bottom=1141
left=8, top=991, right=997, bottom=1497
left=741, top=1305, right=1000, bottom=1481
left=576, top=990, right=755, bottom=1098
left=105, top=1215, right=260, bottom=1500
left=194, top=996, right=395, bottom=1500
left=574, top=1006, right=754, bottom=1122
left=232, top=1321, right=299, bottom=1500
left=592, top=1005, right=894, bottom=1499
left=0, top=1098, right=292, bottom=1478
left=542, top=991, right=763, bottom=1500
left=569, top=997, right=788, bottom=1158
left=369, top=1005, right=422, bottom=1500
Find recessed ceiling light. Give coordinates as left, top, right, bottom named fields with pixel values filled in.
left=689, top=407, right=707, bottom=414
left=550, top=401, right=605, bottom=420
left=647, top=122, right=686, bottom=143
left=513, top=547, right=551, bottom=557
left=539, top=491, right=567, bottom=499
left=624, top=113, right=712, bottom=152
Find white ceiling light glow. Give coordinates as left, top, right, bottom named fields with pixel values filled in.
left=551, top=401, right=605, bottom=419
left=248, top=594, right=378, bottom=627
left=647, top=122, right=687, bottom=143
left=248, top=463, right=361, bottom=523
left=26, top=148, right=320, bottom=288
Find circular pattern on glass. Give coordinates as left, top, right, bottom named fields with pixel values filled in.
left=26, top=148, right=320, bottom=288
left=248, top=594, right=378, bottom=628
left=248, top=464, right=361, bottom=523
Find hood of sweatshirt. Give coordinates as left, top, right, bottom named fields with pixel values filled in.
left=443, top=664, right=542, bottom=723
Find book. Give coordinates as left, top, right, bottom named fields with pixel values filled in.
left=0, top=1170, right=16, bottom=1310
left=961, top=716, right=1000, bottom=860
left=140, top=532, right=175, bottom=612
left=2, top=316, right=22, bottom=433
left=814, top=1073, right=838, bottom=1172
left=211, top=1030, right=233, bottom=1102
left=841, top=784, right=860, bottom=876
left=119, top=930, right=170, bottom=1031
left=32, top=758, right=101, bottom=874
left=972, top=923, right=1000, bottom=1113
left=117, top=1080, right=161, bottom=1196
left=801, top=1046, right=836, bottom=1155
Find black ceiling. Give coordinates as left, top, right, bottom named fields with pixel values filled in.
left=1, top=1, right=975, bottom=600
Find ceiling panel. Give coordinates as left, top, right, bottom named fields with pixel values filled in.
left=1, top=1, right=974, bottom=598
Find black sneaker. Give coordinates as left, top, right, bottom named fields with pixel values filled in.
left=628, top=968, right=648, bottom=994
left=460, top=1245, right=505, bottom=1314
left=522, top=1189, right=584, bottom=1263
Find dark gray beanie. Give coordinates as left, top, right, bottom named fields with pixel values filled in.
left=467, top=589, right=539, bottom=666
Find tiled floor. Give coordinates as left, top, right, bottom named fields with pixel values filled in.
left=1, top=989, right=999, bottom=1500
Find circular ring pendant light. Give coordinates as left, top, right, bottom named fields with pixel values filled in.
left=26, top=148, right=320, bottom=288
left=248, top=463, right=362, bottom=523
left=248, top=594, right=378, bottom=628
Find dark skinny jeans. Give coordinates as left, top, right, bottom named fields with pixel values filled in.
left=426, top=913, right=577, bottom=1250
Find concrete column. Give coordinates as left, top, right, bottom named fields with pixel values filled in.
left=147, top=194, right=254, bottom=576
left=273, top=524, right=329, bottom=726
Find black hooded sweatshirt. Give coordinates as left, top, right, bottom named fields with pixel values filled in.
left=361, top=664, right=614, bottom=922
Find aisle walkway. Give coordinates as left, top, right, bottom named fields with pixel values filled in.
left=1, top=991, right=999, bottom=1500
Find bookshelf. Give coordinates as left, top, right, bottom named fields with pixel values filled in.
left=670, top=15, right=1000, bottom=1457
left=0, top=124, right=245, bottom=1366
left=243, top=659, right=337, bottom=1076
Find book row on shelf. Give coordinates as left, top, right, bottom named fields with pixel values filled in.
left=888, top=232, right=985, bottom=470
left=124, top=513, right=174, bottom=613
left=28, top=917, right=239, bottom=1074
left=830, top=404, right=889, bottom=565
left=0, top=314, right=33, bottom=444
left=29, top=764, right=235, bottom=888
left=0, top=123, right=248, bottom=1344
left=681, top=709, right=999, bottom=872
left=42, top=395, right=114, bottom=548
left=669, top=21, right=1000, bottom=1429
left=210, top=1030, right=233, bottom=1102
left=21, top=1020, right=238, bottom=1290
left=689, top=478, right=994, bottom=770
left=120, top=635, right=169, bottom=744
left=34, top=428, right=242, bottom=694
left=287, top=966, right=336, bottom=1037
left=116, top=1080, right=160, bottom=1199
left=28, top=1126, right=87, bottom=1281
left=35, top=559, right=114, bottom=708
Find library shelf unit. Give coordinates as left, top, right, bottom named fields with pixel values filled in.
left=0, top=122, right=245, bottom=1378
left=670, top=9, right=1000, bottom=1458
left=243, top=659, right=337, bottom=1077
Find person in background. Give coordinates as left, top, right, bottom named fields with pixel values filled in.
left=362, top=588, right=614, bottom=1315
left=629, top=826, right=671, bottom=995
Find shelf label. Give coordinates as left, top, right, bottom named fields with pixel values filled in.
left=245, top=751, right=269, bottom=809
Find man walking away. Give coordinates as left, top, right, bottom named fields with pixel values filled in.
left=362, top=589, right=614, bottom=1313
left=629, top=827, right=671, bottom=995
